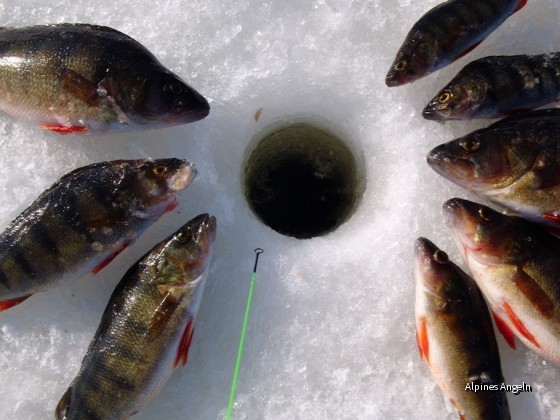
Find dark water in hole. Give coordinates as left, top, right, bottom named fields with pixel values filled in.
left=243, top=123, right=359, bottom=239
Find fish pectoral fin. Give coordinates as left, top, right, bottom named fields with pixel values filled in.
left=55, top=386, right=72, bottom=420
left=492, top=310, right=516, bottom=349
left=543, top=213, right=560, bottom=225
left=91, top=242, right=130, bottom=275
left=164, top=199, right=179, bottom=213
left=57, top=68, right=101, bottom=106
left=0, top=294, right=32, bottom=312
left=513, top=268, right=554, bottom=318
left=529, top=152, right=560, bottom=190
left=147, top=291, right=181, bottom=340
left=416, top=316, right=429, bottom=364
left=503, top=302, right=541, bottom=349
left=174, top=318, right=195, bottom=368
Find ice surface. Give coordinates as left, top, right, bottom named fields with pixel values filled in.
left=0, top=0, right=558, bottom=419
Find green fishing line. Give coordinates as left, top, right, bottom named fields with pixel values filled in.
left=226, top=248, right=264, bottom=420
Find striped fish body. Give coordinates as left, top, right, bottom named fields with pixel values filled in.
left=0, top=24, right=209, bottom=134
left=423, top=53, right=560, bottom=120
left=0, top=158, right=195, bottom=310
left=444, top=198, right=560, bottom=364
left=386, top=0, right=526, bottom=87
left=428, top=109, right=560, bottom=227
left=415, top=238, right=510, bottom=420
left=55, top=214, right=216, bottom=420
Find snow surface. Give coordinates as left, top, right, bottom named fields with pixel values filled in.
left=0, top=1, right=558, bottom=419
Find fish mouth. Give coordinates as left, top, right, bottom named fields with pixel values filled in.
left=169, top=91, right=210, bottom=123
left=415, top=237, right=440, bottom=275
left=169, top=101, right=210, bottom=123
left=427, top=145, right=475, bottom=185
left=187, top=213, right=217, bottom=245
left=422, top=104, right=451, bottom=121
left=414, top=237, right=452, bottom=298
left=385, top=74, right=401, bottom=87
left=443, top=198, right=478, bottom=232
left=443, top=198, right=483, bottom=258
left=168, top=162, right=197, bottom=191
left=198, top=213, right=217, bottom=242
left=415, top=237, right=439, bottom=260
left=385, top=70, right=411, bottom=87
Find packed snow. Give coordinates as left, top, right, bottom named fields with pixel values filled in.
left=0, top=0, right=558, bottom=419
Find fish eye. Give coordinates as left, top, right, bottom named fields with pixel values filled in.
left=153, top=165, right=168, bottom=176
left=176, top=230, right=191, bottom=243
left=478, top=207, right=492, bottom=221
left=460, top=139, right=479, bottom=152
left=395, top=60, right=407, bottom=71
left=438, top=91, right=452, bottom=104
left=433, top=250, right=449, bottom=264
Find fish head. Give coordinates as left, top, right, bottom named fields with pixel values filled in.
left=386, top=32, right=438, bottom=86
left=125, top=158, right=196, bottom=217
left=427, top=129, right=533, bottom=192
left=422, top=75, right=487, bottom=120
left=155, top=214, right=217, bottom=286
left=443, top=198, right=527, bottom=265
left=414, top=237, right=466, bottom=303
left=112, top=68, right=210, bottom=125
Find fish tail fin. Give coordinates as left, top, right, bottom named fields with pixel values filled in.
left=55, top=386, right=72, bottom=420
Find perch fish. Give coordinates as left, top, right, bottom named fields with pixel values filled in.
left=444, top=198, right=560, bottom=364
left=0, top=158, right=195, bottom=311
left=423, top=53, right=560, bottom=120
left=0, top=24, right=209, bottom=134
left=386, top=0, right=526, bottom=87
left=55, top=214, right=216, bottom=419
left=428, top=109, right=560, bottom=228
left=415, top=237, right=510, bottom=420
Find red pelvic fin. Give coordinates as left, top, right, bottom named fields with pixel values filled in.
left=543, top=213, right=560, bottom=224
left=492, top=310, right=516, bottom=349
left=164, top=199, right=179, bottom=213
left=40, top=124, right=88, bottom=134
left=0, top=294, right=32, bottom=312
left=91, top=243, right=129, bottom=275
left=503, top=302, right=540, bottom=349
left=174, top=318, right=195, bottom=368
left=515, top=0, right=527, bottom=13
left=415, top=331, right=423, bottom=360
left=416, top=316, right=429, bottom=364
left=449, top=399, right=465, bottom=420
left=455, top=41, right=482, bottom=60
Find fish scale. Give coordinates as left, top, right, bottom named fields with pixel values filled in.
left=56, top=214, right=216, bottom=420
left=0, top=158, right=196, bottom=311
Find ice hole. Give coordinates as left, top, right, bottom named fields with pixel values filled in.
left=243, top=122, right=363, bottom=239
